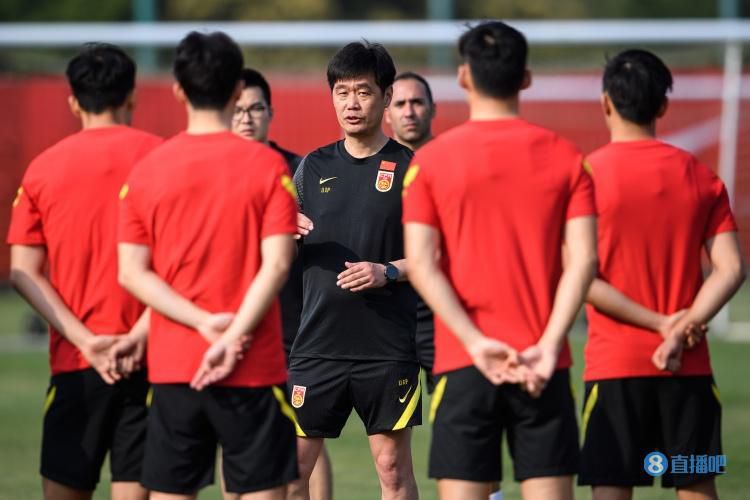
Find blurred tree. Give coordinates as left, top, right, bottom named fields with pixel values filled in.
left=163, top=0, right=332, bottom=21
left=458, top=0, right=585, bottom=19
left=0, top=0, right=745, bottom=22
left=458, top=0, right=740, bottom=18
left=0, top=0, right=131, bottom=21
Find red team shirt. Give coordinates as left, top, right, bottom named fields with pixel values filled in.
left=402, top=119, right=596, bottom=375
left=6, top=126, right=163, bottom=375
left=118, top=131, right=297, bottom=387
left=584, top=140, right=737, bottom=381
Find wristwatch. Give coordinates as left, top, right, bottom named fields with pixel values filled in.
left=384, top=262, right=400, bottom=282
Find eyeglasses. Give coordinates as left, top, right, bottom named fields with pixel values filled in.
left=233, top=104, right=268, bottom=120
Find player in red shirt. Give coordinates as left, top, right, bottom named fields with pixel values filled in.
left=117, top=32, right=298, bottom=499
left=403, top=21, right=597, bottom=500
left=7, top=44, right=161, bottom=500
left=579, top=49, right=745, bottom=500
left=229, top=67, right=333, bottom=500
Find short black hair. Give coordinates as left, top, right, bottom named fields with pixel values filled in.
left=458, top=21, right=527, bottom=99
left=65, top=43, right=135, bottom=113
left=240, top=68, right=272, bottom=107
left=394, top=71, right=434, bottom=105
left=327, top=41, right=396, bottom=95
left=173, top=31, right=244, bottom=110
left=603, top=49, right=673, bottom=125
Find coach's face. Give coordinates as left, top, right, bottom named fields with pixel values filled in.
left=332, top=73, right=391, bottom=138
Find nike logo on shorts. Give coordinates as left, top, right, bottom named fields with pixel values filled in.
left=319, top=176, right=337, bottom=184
left=398, top=386, right=413, bottom=403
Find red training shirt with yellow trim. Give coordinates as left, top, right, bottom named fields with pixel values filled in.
left=6, top=125, right=163, bottom=375
left=118, top=131, right=297, bottom=387
left=584, top=140, right=737, bottom=381
left=402, top=118, right=596, bottom=375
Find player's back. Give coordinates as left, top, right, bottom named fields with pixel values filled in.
left=585, top=139, right=736, bottom=380
left=8, top=125, right=162, bottom=373
left=406, top=118, right=593, bottom=374
left=120, top=130, right=296, bottom=385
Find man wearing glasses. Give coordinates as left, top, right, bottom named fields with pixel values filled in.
left=231, top=68, right=333, bottom=500
left=232, top=68, right=302, bottom=171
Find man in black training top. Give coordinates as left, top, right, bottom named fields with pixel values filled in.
left=287, top=42, right=420, bottom=500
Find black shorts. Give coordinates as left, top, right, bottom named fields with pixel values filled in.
left=416, top=327, right=435, bottom=394
left=41, top=368, right=149, bottom=491
left=579, top=375, right=722, bottom=489
left=287, top=358, right=422, bottom=437
left=141, top=384, right=297, bottom=495
left=429, top=367, right=580, bottom=483
left=416, top=300, right=435, bottom=394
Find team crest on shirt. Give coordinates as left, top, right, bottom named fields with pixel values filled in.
left=376, top=171, right=394, bottom=192
left=376, top=160, right=397, bottom=193
left=291, top=385, right=307, bottom=408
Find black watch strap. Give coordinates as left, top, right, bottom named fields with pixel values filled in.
left=384, top=262, right=399, bottom=282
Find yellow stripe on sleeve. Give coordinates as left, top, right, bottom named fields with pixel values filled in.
left=582, top=159, right=593, bottom=175
left=12, top=187, right=23, bottom=208
left=280, top=174, right=298, bottom=201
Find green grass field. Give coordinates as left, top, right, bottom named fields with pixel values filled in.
left=1, top=288, right=749, bottom=499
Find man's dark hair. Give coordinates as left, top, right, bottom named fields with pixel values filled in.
left=241, top=68, right=272, bottom=107
left=65, top=43, right=136, bottom=113
left=394, top=71, right=434, bottom=105
left=173, top=31, right=244, bottom=110
left=458, top=21, right=527, bottom=99
left=603, top=49, right=673, bottom=125
left=327, top=41, right=396, bottom=95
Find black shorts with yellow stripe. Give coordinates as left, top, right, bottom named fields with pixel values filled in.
left=287, top=358, right=422, bottom=437
left=141, top=383, right=298, bottom=495
left=579, top=375, right=722, bottom=489
left=429, top=367, right=580, bottom=482
left=41, top=368, right=149, bottom=491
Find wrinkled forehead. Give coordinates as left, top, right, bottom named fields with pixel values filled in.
left=332, top=74, right=379, bottom=91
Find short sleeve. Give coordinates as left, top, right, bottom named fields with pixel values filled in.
left=704, top=180, right=737, bottom=240
left=117, top=173, right=150, bottom=246
left=401, top=153, right=439, bottom=228
left=566, top=157, right=597, bottom=220
left=6, top=181, right=45, bottom=245
left=261, top=156, right=299, bottom=239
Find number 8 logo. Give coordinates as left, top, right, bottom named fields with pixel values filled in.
left=644, top=451, right=668, bottom=477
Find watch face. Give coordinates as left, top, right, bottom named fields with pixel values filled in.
left=386, top=264, right=399, bottom=281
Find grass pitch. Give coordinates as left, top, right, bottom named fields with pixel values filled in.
left=0, top=287, right=748, bottom=499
